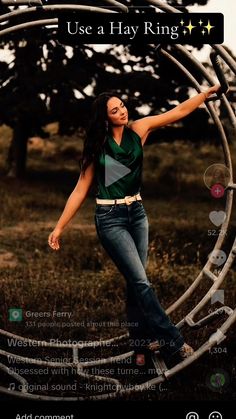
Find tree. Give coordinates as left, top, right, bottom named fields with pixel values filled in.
left=0, top=0, right=210, bottom=177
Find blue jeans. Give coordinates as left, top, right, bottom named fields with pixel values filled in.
left=94, top=200, right=184, bottom=356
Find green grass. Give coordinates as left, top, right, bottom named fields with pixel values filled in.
left=0, top=127, right=236, bottom=400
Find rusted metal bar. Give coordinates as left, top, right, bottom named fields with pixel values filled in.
left=0, top=18, right=58, bottom=36
left=1, top=0, right=42, bottom=4
left=0, top=4, right=117, bottom=25
left=158, top=47, right=234, bottom=318
left=146, top=0, right=182, bottom=13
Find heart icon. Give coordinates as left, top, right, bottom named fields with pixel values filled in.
left=209, top=211, right=226, bottom=227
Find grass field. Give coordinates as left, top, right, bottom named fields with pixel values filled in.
left=0, top=125, right=236, bottom=401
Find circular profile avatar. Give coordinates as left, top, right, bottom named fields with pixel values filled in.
left=204, top=163, right=230, bottom=190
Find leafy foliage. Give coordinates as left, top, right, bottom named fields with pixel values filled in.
left=0, top=0, right=211, bottom=176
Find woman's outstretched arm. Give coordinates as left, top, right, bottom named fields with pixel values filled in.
left=130, top=84, right=220, bottom=146
left=48, top=163, right=95, bottom=250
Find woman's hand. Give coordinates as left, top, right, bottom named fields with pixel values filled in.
left=130, top=83, right=222, bottom=146
left=48, top=228, right=62, bottom=251
left=204, top=84, right=221, bottom=99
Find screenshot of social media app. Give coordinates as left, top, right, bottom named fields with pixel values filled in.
left=0, top=1, right=235, bottom=418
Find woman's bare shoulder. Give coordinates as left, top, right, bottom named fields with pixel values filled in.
left=128, top=123, right=148, bottom=146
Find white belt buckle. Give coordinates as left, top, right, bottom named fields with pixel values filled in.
left=124, top=196, right=133, bottom=205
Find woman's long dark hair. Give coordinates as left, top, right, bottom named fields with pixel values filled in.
left=80, top=92, right=123, bottom=176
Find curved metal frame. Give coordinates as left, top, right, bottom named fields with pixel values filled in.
left=0, top=0, right=236, bottom=401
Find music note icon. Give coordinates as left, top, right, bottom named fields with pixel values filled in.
left=8, top=383, right=16, bottom=391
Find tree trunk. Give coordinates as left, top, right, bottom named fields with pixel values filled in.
left=6, top=123, right=29, bottom=178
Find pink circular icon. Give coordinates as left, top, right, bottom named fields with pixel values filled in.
left=211, top=183, right=225, bottom=198
left=136, top=354, right=145, bottom=366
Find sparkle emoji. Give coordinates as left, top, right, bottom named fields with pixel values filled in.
left=204, top=20, right=215, bottom=34
left=185, top=20, right=196, bottom=35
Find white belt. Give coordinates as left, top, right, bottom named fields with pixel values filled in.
left=96, top=193, right=142, bottom=206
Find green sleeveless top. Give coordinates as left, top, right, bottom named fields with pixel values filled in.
left=95, top=126, right=143, bottom=199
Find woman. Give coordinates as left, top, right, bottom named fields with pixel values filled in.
left=48, top=84, right=220, bottom=364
